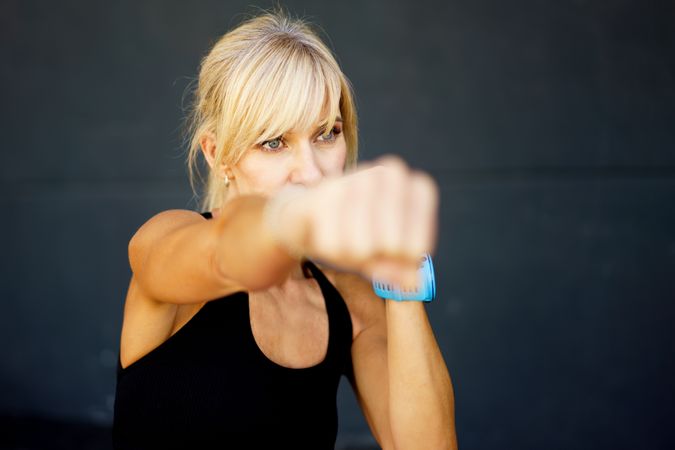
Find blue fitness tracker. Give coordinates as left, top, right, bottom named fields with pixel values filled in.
left=372, top=254, right=436, bottom=302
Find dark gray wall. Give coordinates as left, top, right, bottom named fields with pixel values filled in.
left=1, top=0, right=674, bottom=449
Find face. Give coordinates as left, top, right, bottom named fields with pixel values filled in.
left=227, top=117, right=347, bottom=198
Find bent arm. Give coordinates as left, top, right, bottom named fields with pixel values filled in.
left=129, top=195, right=298, bottom=304
left=340, top=273, right=456, bottom=449
left=386, top=301, right=457, bottom=449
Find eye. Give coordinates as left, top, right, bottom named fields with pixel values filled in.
left=260, top=137, right=284, bottom=152
left=317, top=125, right=342, bottom=143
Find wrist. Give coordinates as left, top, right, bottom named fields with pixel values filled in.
left=372, top=254, right=436, bottom=302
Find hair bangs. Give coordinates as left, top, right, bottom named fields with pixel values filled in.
left=237, top=44, right=343, bottom=150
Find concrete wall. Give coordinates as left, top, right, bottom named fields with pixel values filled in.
left=1, top=1, right=674, bottom=448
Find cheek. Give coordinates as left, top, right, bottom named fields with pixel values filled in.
left=319, top=143, right=348, bottom=176
left=236, top=152, right=288, bottom=193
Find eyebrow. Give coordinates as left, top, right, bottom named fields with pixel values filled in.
left=318, top=116, right=343, bottom=127
left=263, top=117, right=344, bottom=142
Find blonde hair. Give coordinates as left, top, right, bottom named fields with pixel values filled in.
left=185, top=9, right=359, bottom=211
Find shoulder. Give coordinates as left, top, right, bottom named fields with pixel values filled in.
left=121, top=209, right=210, bottom=368
left=128, top=209, right=206, bottom=264
left=130, top=209, right=207, bottom=242
left=131, top=209, right=207, bottom=239
left=313, top=263, right=386, bottom=340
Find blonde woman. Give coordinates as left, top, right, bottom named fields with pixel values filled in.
left=113, top=9, right=457, bottom=450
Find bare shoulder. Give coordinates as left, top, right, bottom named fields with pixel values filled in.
left=136, top=208, right=206, bottom=231
left=129, top=209, right=205, bottom=252
left=120, top=209, right=209, bottom=369
left=127, top=207, right=208, bottom=295
left=313, top=263, right=386, bottom=340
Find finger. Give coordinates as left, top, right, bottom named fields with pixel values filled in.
left=371, top=257, right=419, bottom=290
left=373, top=154, right=409, bottom=170
left=311, top=183, right=341, bottom=261
left=406, top=171, right=439, bottom=258
left=344, top=169, right=373, bottom=266
left=374, top=159, right=409, bottom=258
left=367, top=257, right=405, bottom=287
left=348, top=154, right=407, bottom=177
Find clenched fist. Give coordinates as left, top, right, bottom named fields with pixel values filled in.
left=266, top=155, right=439, bottom=286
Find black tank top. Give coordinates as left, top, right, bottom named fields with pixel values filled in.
left=112, top=211, right=353, bottom=449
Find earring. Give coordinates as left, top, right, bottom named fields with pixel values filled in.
left=223, top=167, right=235, bottom=188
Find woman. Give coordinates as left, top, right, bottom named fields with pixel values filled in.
left=113, top=9, right=457, bottom=450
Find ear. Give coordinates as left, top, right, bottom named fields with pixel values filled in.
left=199, top=131, right=226, bottom=176
left=199, top=131, right=217, bottom=168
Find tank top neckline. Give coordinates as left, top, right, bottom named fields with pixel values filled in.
left=118, top=210, right=350, bottom=374
left=243, top=260, right=337, bottom=372
left=200, top=209, right=340, bottom=371
left=118, top=261, right=339, bottom=373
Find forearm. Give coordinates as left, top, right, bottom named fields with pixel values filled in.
left=386, top=301, right=457, bottom=449
left=213, top=194, right=299, bottom=291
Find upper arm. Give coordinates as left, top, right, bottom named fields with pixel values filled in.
left=334, top=272, right=395, bottom=449
left=128, top=209, right=245, bottom=305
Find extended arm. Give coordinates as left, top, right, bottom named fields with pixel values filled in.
left=129, top=195, right=298, bottom=304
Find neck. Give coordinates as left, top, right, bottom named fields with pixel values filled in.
left=269, top=260, right=311, bottom=288
left=263, top=262, right=315, bottom=305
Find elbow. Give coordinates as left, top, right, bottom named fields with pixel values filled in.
left=389, top=407, right=457, bottom=450
left=126, top=234, right=165, bottom=300
left=127, top=231, right=150, bottom=285
left=390, top=433, right=457, bottom=450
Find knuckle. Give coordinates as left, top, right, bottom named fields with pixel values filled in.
left=413, top=172, right=440, bottom=205
left=372, top=158, right=408, bottom=179
left=376, top=154, right=408, bottom=170
left=413, top=170, right=436, bottom=190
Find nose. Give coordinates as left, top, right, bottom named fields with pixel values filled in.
left=289, top=141, right=322, bottom=187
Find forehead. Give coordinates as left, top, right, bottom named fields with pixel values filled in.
left=286, top=114, right=343, bottom=133
left=258, top=93, right=342, bottom=139
left=243, top=57, right=343, bottom=142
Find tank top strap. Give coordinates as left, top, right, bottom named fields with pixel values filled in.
left=301, top=259, right=353, bottom=366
